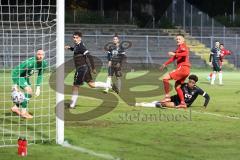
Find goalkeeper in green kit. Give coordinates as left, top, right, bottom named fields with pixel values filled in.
left=11, top=49, right=48, bottom=119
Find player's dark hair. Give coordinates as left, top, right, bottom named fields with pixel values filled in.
left=73, top=32, right=82, bottom=37
left=113, top=33, right=119, bottom=38
left=220, top=43, right=224, bottom=46
left=188, top=74, right=198, bottom=82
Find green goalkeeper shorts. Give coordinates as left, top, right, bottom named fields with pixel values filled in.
left=12, top=77, right=31, bottom=89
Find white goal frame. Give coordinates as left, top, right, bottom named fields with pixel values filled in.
left=56, top=0, right=65, bottom=144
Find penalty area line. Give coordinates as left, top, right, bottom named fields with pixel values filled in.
left=164, top=108, right=240, bottom=120
left=62, top=141, right=121, bottom=160
left=192, top=110, right=240, bottom=120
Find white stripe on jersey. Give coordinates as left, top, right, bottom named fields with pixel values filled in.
left=202, top=92, right=206, bottom=96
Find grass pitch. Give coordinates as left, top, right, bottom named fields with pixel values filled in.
left=0, top=68, right=240, bottom=160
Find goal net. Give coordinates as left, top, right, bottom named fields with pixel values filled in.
left=0, top=0, right=57, bottom=146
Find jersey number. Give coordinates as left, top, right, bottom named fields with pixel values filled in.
left=185, top=94, right=192, bottom=99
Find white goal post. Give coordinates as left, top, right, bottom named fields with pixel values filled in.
left=56, top=0, right=65, bottom=144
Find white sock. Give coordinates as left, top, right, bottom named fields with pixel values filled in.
left=219, top=72, right=223, bottom=84
left=95, top=82, right=110, bottom=88
left=211, top=72, right=216, bottom=85
left=135, top=102, right=156, bottom=107
left=105, top=77, right=112, bottom=91
left=70, top=91, right=78, bottom=107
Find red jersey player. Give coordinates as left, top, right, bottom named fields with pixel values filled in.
left=219, top=43, right=231, bottom=65
left=159, top=34, right=191, bottom=108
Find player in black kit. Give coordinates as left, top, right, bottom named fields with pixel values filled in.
left=209, top=41, right=222, bottom=85
left=103, top=34, right=127, bottom=94
left=65, top=32, right=117, bottom=108
left=135, top=75, right=210, bottom=109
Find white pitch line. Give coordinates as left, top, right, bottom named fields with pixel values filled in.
left=192, top=110, right=240, bottom=120
left=62, top=141, right=121, bottom=160
left=163, top=107, right=240, bottom=120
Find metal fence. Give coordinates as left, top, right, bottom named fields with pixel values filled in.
left=64, top=34, right=240, bottom=68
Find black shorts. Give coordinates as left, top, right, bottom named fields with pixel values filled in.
left=212, top=62, right=221, bottom=72
left=73, top=65, right=92, bottom=86
left=108, top=62, right=122, bottom=77
left=170, top=95, right=190, bottom=107
left=170, top=95, right=181, bottom=106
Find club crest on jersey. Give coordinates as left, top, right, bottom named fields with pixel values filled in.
left=112, top=50, right=118, bottom=55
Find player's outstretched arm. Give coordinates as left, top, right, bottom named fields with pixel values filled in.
left=203, top=93, right=210, bottom=108
left=198, top=87, right=210, bottom=107
left=159, top=64, right=166, bottom=71
left=160, top=56, right=175, bottom=71
left=65, top=45, right=74, bottom=51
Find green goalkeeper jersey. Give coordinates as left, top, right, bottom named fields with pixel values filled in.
left=11, top=57, right=48, bottom=86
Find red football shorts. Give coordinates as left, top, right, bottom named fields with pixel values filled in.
left=169, top=65, right=190, bottom=84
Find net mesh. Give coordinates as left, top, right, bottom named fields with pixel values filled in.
left=0, top=0, right=56, bottom=146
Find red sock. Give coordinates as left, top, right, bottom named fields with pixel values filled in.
left=163, top=79, right=170, bottom=95
left=176, top=87, right=184, bottom=103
